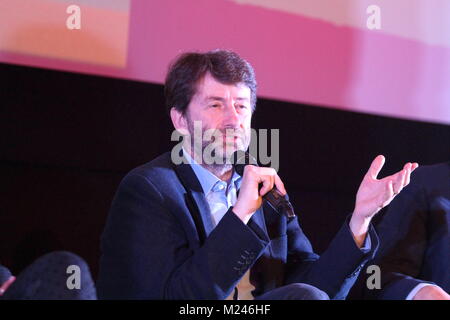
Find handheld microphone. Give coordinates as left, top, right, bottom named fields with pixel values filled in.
left=231, top=150, right=296, bottom=218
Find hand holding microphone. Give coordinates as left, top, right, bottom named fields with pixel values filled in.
left=231, top=151, right=295, bottom=224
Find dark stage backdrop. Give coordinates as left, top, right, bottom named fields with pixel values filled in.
left=1, top=62, right=449, bottom=278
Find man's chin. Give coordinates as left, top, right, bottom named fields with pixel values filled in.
left=202, top=149, right=233, bottom=166
left=201, top=140, right=248, bottom=165
left=223, top=144, right=245, bottom=159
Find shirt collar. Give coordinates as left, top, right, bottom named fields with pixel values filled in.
left=182, top=148, right=241, bottom=195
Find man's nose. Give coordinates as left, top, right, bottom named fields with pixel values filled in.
left=223, top=103, right=241, bottom=128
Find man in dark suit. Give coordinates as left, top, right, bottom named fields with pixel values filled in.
left=349, top=162, right=450, bottom=300
left=96, top=49, right=417, bottom=300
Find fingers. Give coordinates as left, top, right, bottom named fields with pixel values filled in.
left=236, top=165, right=285, bottom=222
left=391, top=161, right=418, bottom=195
left=406, top=162, right=418, bottom=186
left=387, top=179, right=395, bottom=198
left=367, top=155, right=386, bottom=179
left=258, top=167, right=286, bottom=196
left=393, top=165, right=408, bottom=194
left=377, top=161, right=418, bottom=211
left=274, top=174, right=287, bottom=196
left=379, top=180, right=395, bottom=208
left=402, top=166, right=409, bottom=189
left=259, top=172, right=275, bottom=196
left=243, top=166, right=286, bottom=197
left=403, top=163, right=412, bottom=186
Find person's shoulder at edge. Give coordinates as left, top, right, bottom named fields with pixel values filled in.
left=114, top=152, right=190, bottom=200
left=410, top=161, right=450, bottom=180
left=407, top=161, right=450, bottom=191
left=126, top=152, right=175, bottom=180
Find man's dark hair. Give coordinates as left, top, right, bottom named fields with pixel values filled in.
left=164, top=49, right=257, bottom=115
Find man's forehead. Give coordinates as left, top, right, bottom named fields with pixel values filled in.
left=195, top=74, right=251, bottom=100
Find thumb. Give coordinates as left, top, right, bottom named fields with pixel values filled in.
left=367, top=155, right=385, bottom=179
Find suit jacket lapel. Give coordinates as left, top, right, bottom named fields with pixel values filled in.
left=173, top=161, right=215, bottom=242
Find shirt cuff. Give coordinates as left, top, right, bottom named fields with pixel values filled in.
left=406, top=283, right=437, bottom=300
left=359, top=233, right=372, bottom=254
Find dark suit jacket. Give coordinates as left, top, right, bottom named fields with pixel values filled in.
left=349, top=162, right=450, bottom=299
left=97, top=152, right=379, bottom=300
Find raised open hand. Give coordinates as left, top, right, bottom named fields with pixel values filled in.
left=353, top=155, right=418, bottom=220
left=348, top=155, right=418, bottom=247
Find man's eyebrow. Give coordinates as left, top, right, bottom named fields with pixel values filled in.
left=205, top=96, right=226, bottom=102
left=204, top=96, right=249, bottom=102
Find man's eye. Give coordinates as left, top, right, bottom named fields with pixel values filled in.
left=210, top=104, right=221, bottom=108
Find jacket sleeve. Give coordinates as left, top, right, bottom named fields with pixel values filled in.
left=284, top=214, right=379, bottom=300
left=97, top=173, right=269, bottom=299
left=350, top=181, right=433, bottom=300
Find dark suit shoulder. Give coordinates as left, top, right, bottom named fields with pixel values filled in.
left=411, top=161, right=449, bottom=179
left=127, top=152, right=175, bottom=181
left=121, top=152, right=186, bottom=197
left=409, top=161, right=450, bottom=194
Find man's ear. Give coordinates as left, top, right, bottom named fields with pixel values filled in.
left=170, top=107, right=189, bottom=135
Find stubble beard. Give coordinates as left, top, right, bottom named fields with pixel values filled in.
left=185, top=117, right=250, bottom=178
